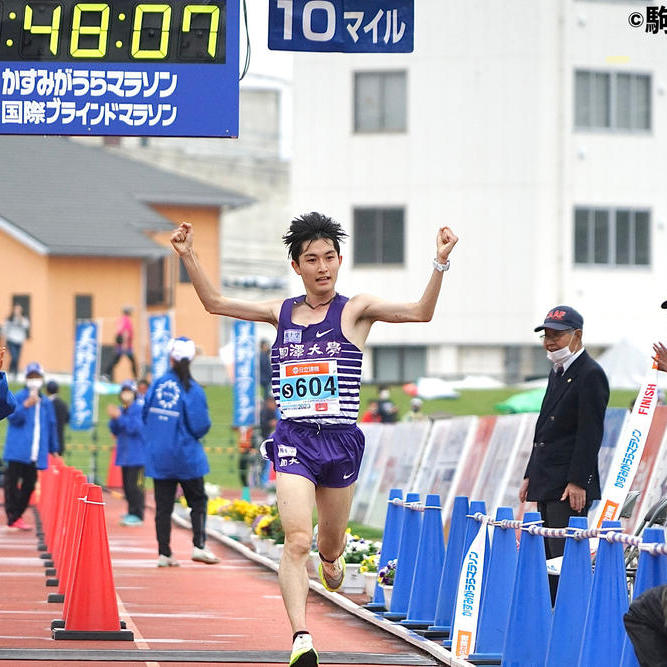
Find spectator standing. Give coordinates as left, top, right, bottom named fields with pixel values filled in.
left=3, top=362, right=58, bottom=530
left=653, top=299, right=667, bottom=372
left=136, top=378, right=150, bottom=407
left=103, top=306, right=137, bottom=381
left=0, top=347, right=16, bottom=420
left=108, top=380, right=145, bottom=526
left=360, top=400, right=381, bottom=423
left=45, top=380, right=69, bottom=454
left=377, top=386, right=398, bottom=423
left=3, top=304, right=29, bottom=380
left=142, top=337, right=219, bottom=566
left=403, top=397, right=427, bottom=422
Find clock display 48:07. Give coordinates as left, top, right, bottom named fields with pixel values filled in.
left=0, top=0, right=227, bottom=63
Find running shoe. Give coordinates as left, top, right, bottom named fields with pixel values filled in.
left=289, top=633, right=318, bottom=666
left=120, top=515, right=143, bottom=526
left=192, top=546, right=220, bottom=564
left=9, top=517, right=31, bottom=531
left=157, top=554, right=180, bottom=567
left=318, top=554, right=345, bottom=592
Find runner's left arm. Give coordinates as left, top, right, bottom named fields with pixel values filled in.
left=356, top=226, right=458, bottom=324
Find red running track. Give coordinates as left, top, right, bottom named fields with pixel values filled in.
left=0, top=488, right=443, bottom=667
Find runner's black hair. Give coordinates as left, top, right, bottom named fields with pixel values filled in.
left=282, top=212, right=348, bottom=263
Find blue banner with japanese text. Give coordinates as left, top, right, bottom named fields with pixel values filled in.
left=149, top=314, right=172, bottom=381
left=0, top=0, right=240, bottom=137
left=269, top=0, right=413, bottom=53
left=71, top=320, right=99, bottom=431
left=233, top=320, right=257, bottom=427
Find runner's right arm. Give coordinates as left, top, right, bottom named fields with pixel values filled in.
left=171, top=222, right=280, bottom=326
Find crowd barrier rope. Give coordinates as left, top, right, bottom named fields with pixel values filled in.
left=371, top=488, right=667, bottom=666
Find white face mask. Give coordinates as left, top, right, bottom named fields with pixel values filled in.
left=26, top=378, right=43, bottom=391
left=546, top=334, right=575, bottom=365
left=120, top=391, right=135, bottom=405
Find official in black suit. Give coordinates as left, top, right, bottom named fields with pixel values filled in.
left=519, top=306, right=609, bottom=594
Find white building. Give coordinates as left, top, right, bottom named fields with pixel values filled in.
left=290, top=0, right=667, bottom=384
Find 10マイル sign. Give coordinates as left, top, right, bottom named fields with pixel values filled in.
left=268, top=0, right=413, bottom=52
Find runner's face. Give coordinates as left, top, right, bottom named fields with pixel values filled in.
left=292, top=238, right=342, bottom=296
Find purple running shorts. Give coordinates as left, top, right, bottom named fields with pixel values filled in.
left=264, top=419, right=365, bottom=488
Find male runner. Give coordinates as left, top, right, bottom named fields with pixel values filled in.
left=171, top=213, right=458, bottom=667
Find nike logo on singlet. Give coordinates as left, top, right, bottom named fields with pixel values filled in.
left=316, top=329, right=333, bottom=338
left=343, top=472, right=354, bottom=480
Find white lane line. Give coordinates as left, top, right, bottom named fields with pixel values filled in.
left=115, top=592, right=157, bottom=667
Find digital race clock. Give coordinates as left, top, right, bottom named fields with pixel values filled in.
left=0, top=0, right=226, bottom=62
left=0, top=0, right=239, bottom=137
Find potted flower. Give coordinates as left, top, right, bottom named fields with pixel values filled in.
left=341, top=535, right=380, bottom=594
left=253, top=514, right=276, bottom=555
left=359, top=554, right=380, bottom=599
left=377, top=559, right=397, bottom=609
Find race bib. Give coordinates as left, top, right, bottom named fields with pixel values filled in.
left=279, top=360, right=339, bottom=418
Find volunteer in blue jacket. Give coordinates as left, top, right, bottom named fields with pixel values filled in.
left=0, top=347, right=17, bottom=420
left=142, top=337, right=220, bottom=567
left=108, top=380, right=146, bottom=526
left=3, top=362, right=58, bottom=530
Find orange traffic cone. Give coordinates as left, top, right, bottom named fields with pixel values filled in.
left=52, top=485, right=133, bottom=640
left=47, top=472, right=87, bottom=604
left=105, top=443, right=123, bottom=489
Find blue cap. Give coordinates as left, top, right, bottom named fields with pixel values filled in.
left=120, top=380, right=137, bottom=392
left=25, top=362, right=44, bottom=376
left=534, top=305, right=584, bottom=332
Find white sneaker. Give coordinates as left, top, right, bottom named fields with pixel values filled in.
left=192, top=546, right=220, bottom=564
left=289, top=633, right=318, bottom=666
left=157, top=554, right=180, bottom=568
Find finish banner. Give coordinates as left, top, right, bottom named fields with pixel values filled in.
left=70, top=320, right=99, bottom=431
left=451, top=517, right=488, bottom=659
left=593, top=361, right=660, bottom=531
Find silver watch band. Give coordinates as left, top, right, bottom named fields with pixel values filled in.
left=432, top=258, right=450, bottom=272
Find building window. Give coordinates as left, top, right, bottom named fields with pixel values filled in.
left=575, top=70, right=651, bottom=131
left=75, top=294, right=93, bottom=321
left=354, top=71, right=407, bottom=133
left=353, top=207, right=405, bottom=265
left=146, top=257, right=173, bottom=306
left=574, top=207, right=650, bottom=266
left=373, top=346, right=426, bottom=384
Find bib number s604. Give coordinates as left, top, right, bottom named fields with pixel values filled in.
left=279, top=360, right=339, bottom=417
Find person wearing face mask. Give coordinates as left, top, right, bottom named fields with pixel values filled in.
left=108, top=380, right=146, bottom=526
left=3, top=362, right=58, bottom=530
left=519, top=306, right=609, bottom=601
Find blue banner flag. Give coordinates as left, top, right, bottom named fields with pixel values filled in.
left=269, top=0, right=413, bottom=53
left=71, top=321, right=99, bottom=431
left=233, top=320, right=257, bottom=427
left=149, top=314, right=172, bottom=380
